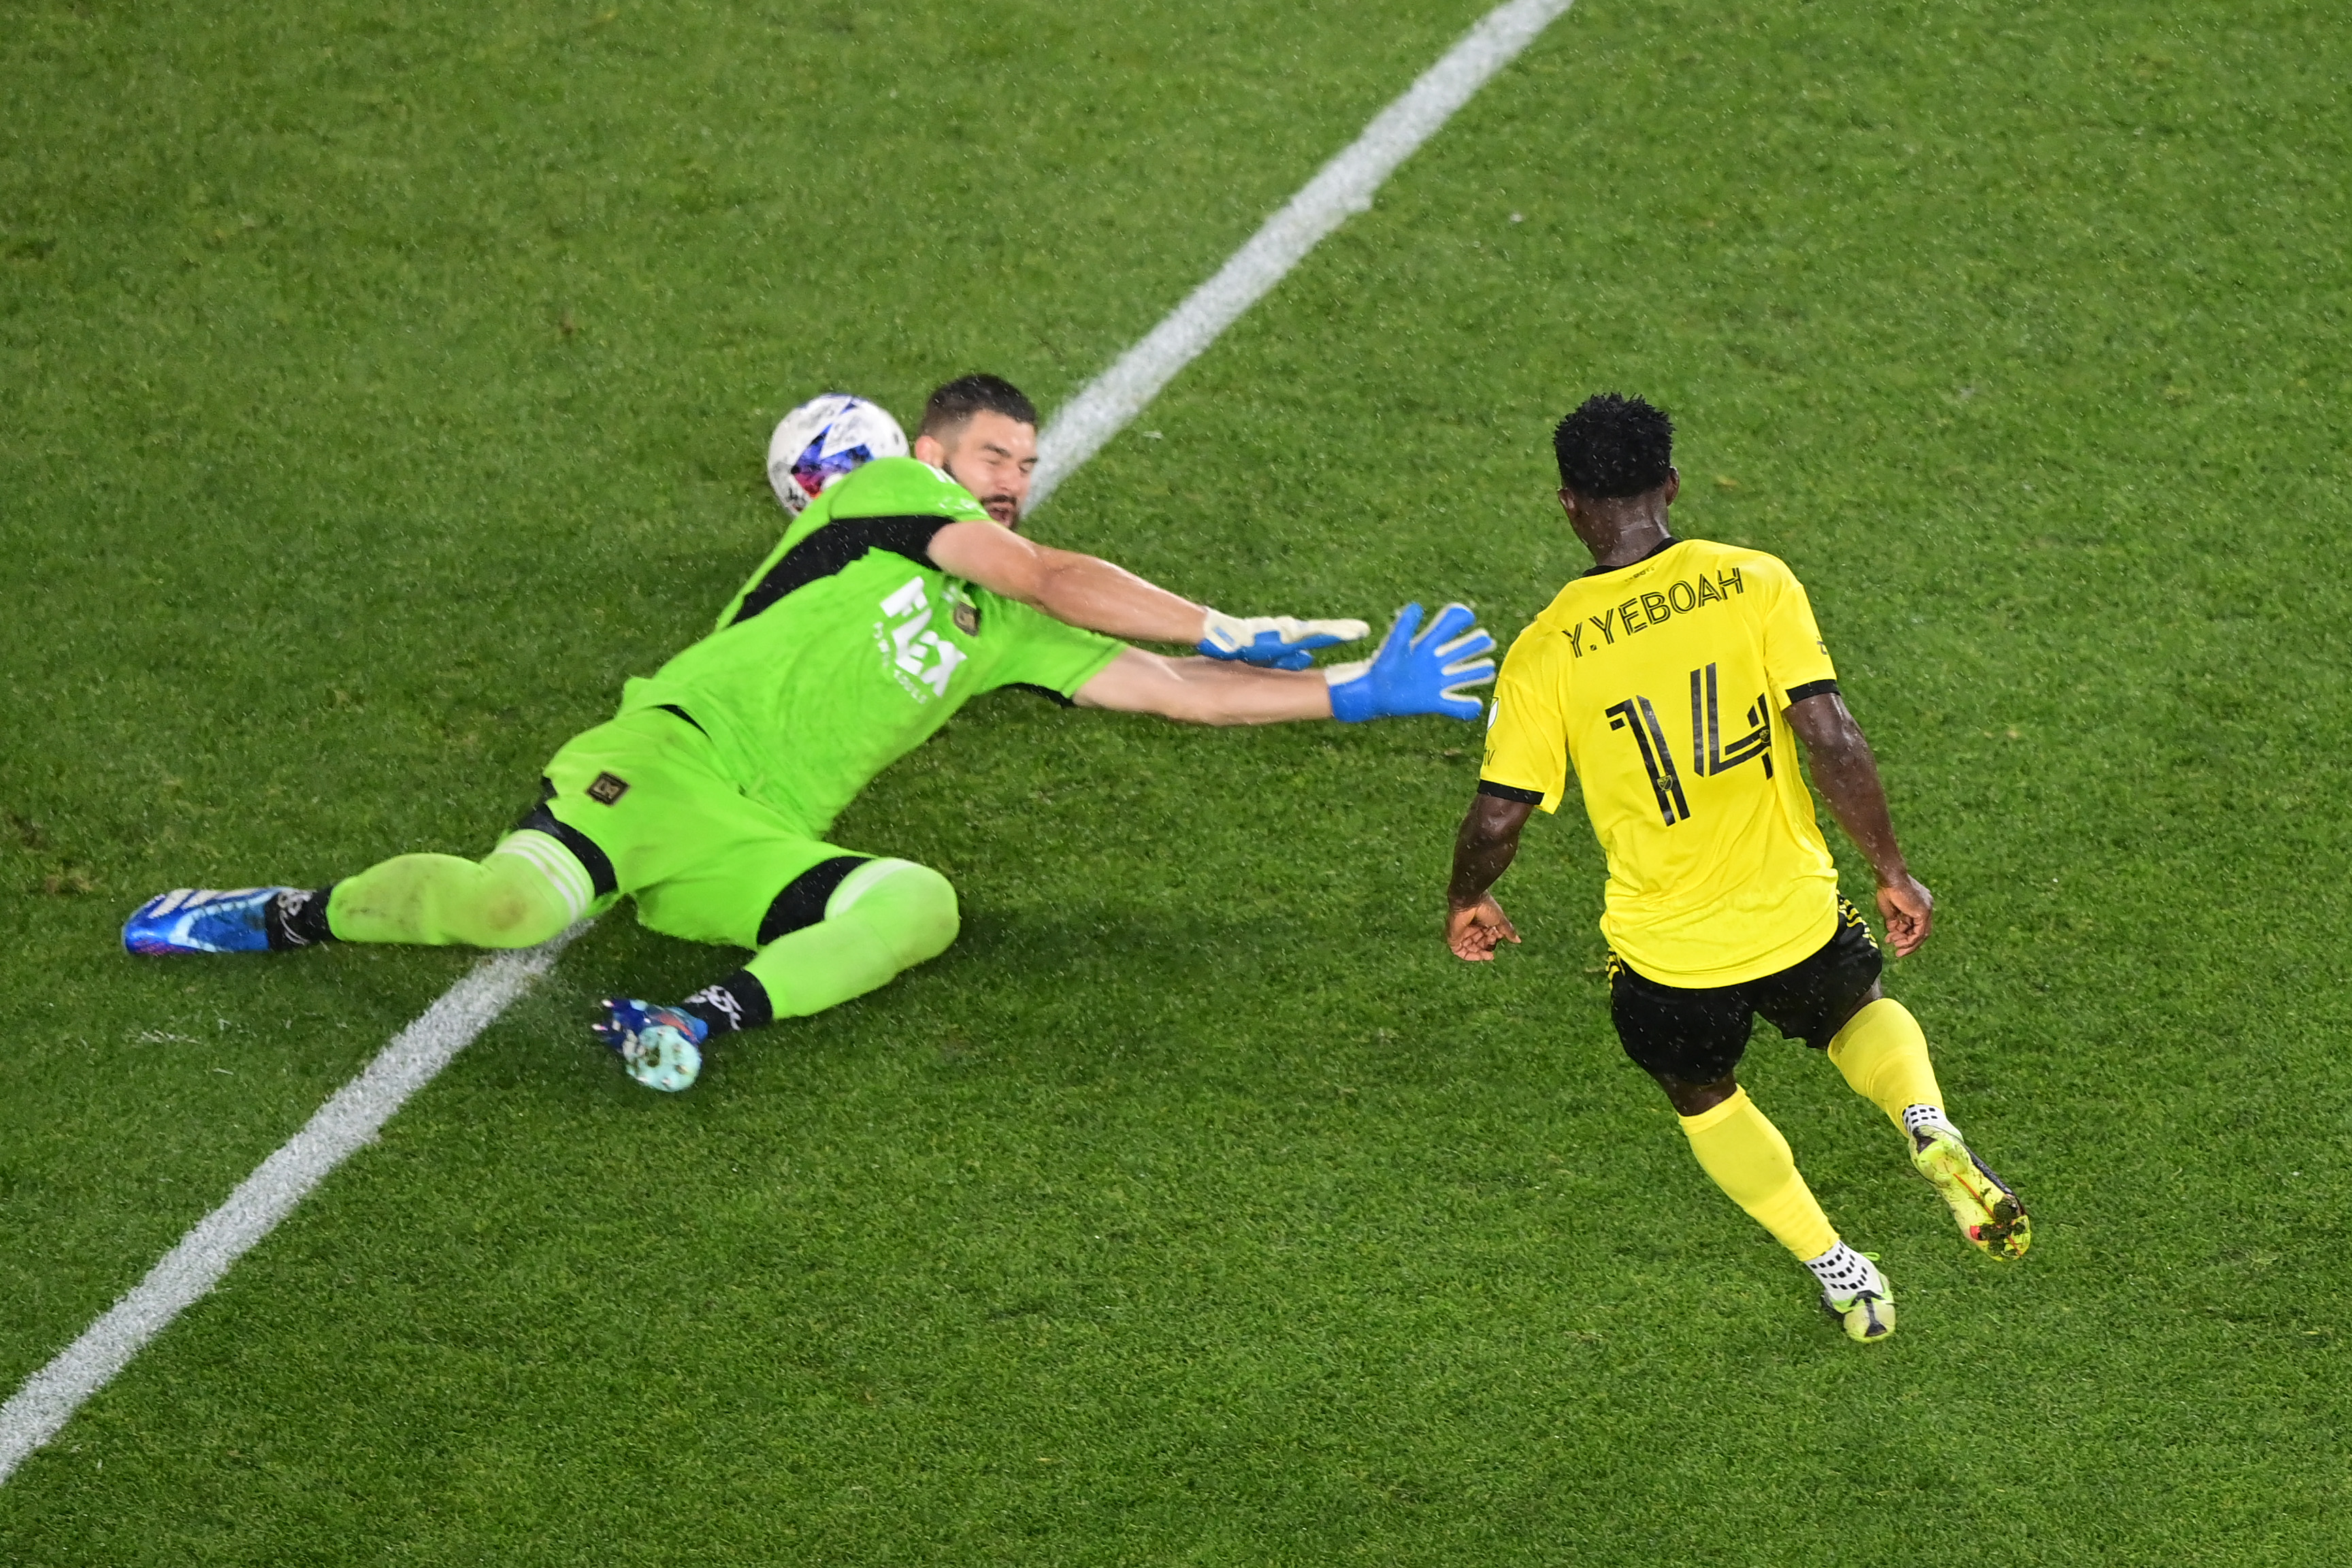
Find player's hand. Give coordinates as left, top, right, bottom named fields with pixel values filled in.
left=1197, top=610, right=1371, bottom=670
left=1446, top=896, right=1521, bottom=962
left=1876, top=875, right=1933, bottom=958
left=1325, top=602, right=1497, bottom=721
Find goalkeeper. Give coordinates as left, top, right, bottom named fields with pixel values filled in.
left=126, top=375, right=1497, bottom=1092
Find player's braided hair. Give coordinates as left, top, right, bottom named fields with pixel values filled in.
left=921, top=373, right=1039, bottom=437
left=1552, top=393, right=1675, bottom=498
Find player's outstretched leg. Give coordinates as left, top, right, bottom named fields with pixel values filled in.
left=324, top=843, right=582, bottom=949
left=1680, top=1087, right=1895, bottom=1342
left=603, top=858, right=960, bottom=1092
left=126, top=833, right=588, bottom=957
left=1827, top=998, right=2030, bottom=1260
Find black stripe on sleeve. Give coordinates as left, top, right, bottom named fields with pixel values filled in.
left=729, top=514, right=953, bottom=625
left=1477, top=780, right=1546, bottom=804
left=512, top=803, right=619, bottom=898
left=1784, top=679, right=1841, bottom=706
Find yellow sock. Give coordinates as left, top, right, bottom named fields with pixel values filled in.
left=1826, top=998, right=1944, bottom=1130
left=1678, top=1088, right=1839, bottom=1260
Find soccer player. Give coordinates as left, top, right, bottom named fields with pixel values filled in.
left=127, top=375, right=1498, bottom=1092
left=1442, top=393, right=2028, bottom=1343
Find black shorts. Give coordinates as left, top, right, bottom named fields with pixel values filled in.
left=1609, top=898, right=1883, bottom=1084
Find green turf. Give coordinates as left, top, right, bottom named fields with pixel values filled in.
left=4, top=0, right=2349, bottom=1562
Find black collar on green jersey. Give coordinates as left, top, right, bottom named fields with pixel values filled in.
left=730, top=514, right=953, bottom=625
left=1580, top=534, right=1680, bottom=578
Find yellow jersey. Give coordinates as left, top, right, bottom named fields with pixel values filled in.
left=1480, top=537, right=1844, bottom=986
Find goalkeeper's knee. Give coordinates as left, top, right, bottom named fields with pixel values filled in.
left=833, top=858, right=960, bottom=967
left=466, top=851, right=579, bottom=947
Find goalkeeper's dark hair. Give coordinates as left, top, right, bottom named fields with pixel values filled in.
left=1552, top=393, right=1675, bottom=497
left=920, top=373, right=1039, bottom=438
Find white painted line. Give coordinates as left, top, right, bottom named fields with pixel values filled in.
left=1028, top=0, right=1578, bottom=510
left=0, top=0, right=1580, bottom=1486
left=0, top=928, right=582, bottom=1483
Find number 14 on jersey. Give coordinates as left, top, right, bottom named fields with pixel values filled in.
left=1607, top=662, right=1775, bottom=826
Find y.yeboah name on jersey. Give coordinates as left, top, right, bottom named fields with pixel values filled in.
left=1561, top=557, right=1769, bottom=657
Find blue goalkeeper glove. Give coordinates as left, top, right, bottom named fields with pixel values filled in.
left=1325, top=602, right=1496, bottom=722
left=1197, top=609, right=1371, bottom=670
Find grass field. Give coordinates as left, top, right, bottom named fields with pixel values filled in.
left=4, top=0, right=2349, bottom=1561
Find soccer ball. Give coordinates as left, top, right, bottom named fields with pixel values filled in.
left=766, top=393, right=909, bottom=515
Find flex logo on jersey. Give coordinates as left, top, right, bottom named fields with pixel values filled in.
left=1565, top=566, right=1745, bottom=657
left=875, top=576, right=968, bottom=702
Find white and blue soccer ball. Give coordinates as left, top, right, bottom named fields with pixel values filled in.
left=766, top=393, right=909, bottom=515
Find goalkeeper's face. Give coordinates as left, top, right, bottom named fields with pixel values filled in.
left=915, top=410, right=1036, bottom=529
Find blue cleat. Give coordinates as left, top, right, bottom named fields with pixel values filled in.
left=591, top=998, right=708, bottom=1092
left=124, top=887, right=297, bottom=956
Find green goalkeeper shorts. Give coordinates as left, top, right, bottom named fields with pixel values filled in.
left=515, top=704, right=879, bottom=950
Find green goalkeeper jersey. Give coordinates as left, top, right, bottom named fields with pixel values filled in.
left=617, top=457, right=1125, bottom=834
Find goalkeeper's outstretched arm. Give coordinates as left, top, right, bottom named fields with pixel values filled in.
left=1075, top=602, right=1499, bottom=727
left=1075, top=648, right=1333, bottom=724
left=930, top=522, right=1497, bottom=723
left=929, top=519, right=1365, bottom=668
left=932, top=519, right=1208, bottom=642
